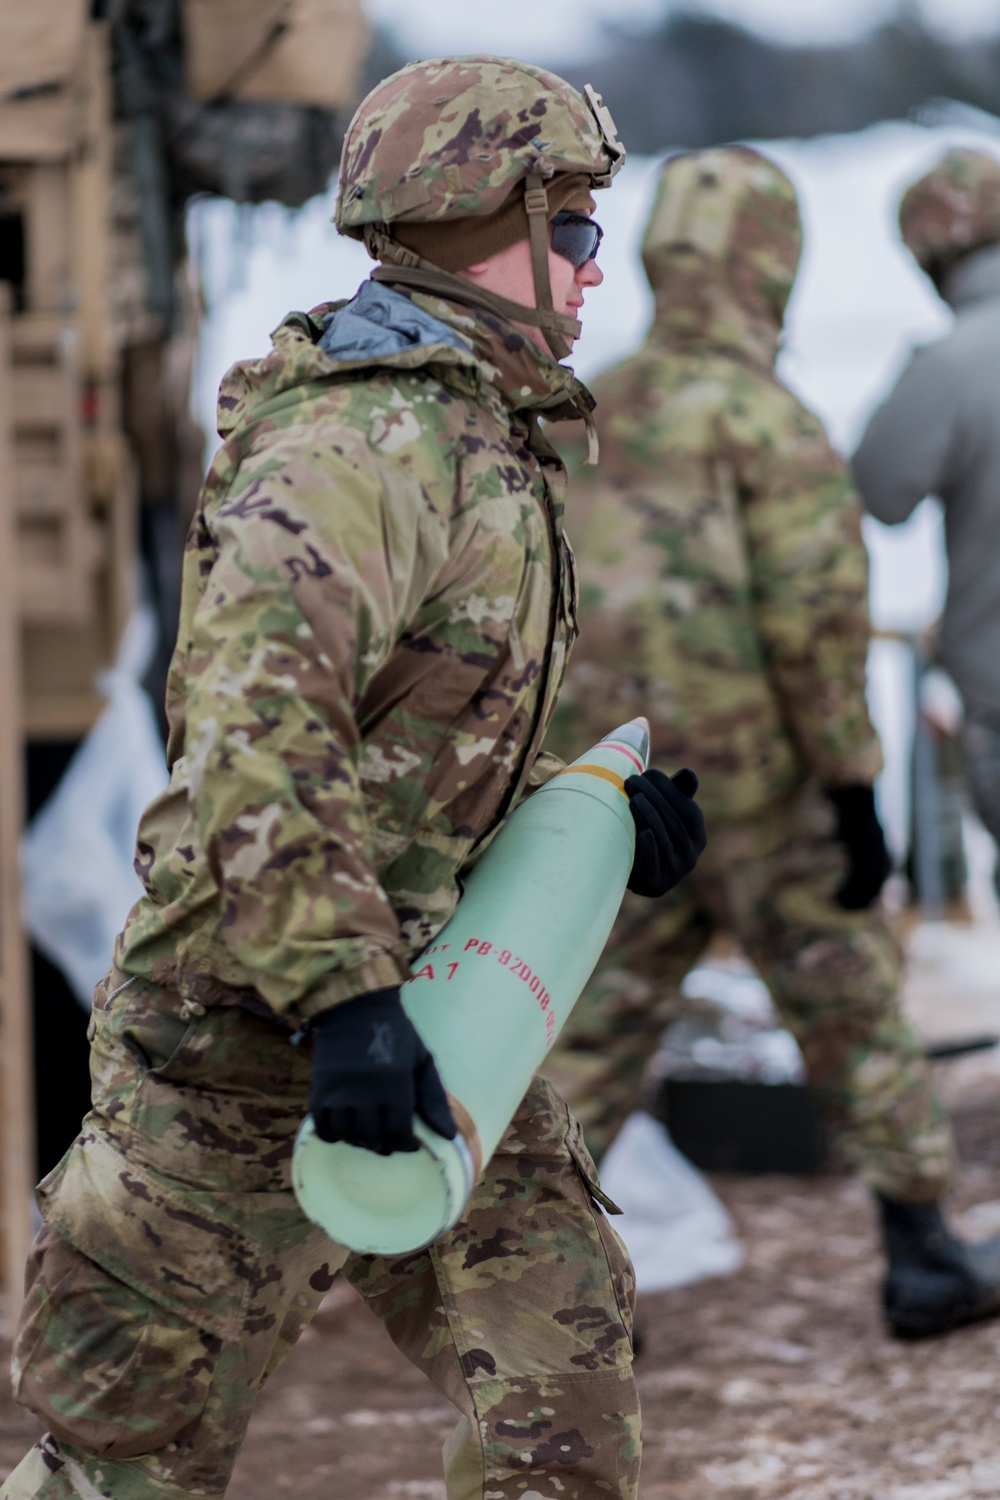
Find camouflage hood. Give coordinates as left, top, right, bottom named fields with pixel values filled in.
left=216, top=279, right=594, bottom=438
left=641, top=146, right=802, bottom=368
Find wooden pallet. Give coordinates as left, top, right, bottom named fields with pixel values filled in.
left=23, top=428, right=137, bottom=738
left=12, top=313, right=95, bottom=626
left=182, top=0, right=368, bottom=106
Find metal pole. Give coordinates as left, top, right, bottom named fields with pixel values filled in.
left=911, top=635, right=945, bottom=919
left=0, top=282, right=35, bottom=1322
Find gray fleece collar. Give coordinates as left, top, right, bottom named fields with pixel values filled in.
left=319, top=279, right=470, bottom=362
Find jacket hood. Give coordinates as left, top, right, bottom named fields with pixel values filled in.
left=216, top=279, right=593, bottom=439
left=641, top=145, right=802, bottom=368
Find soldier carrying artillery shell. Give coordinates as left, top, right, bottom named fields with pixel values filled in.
left=1, top=56, right=706, bottom=1500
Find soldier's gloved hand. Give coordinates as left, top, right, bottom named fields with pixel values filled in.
left=309, top=988, right=456, bottom=1155
left=825, top=784, right=892, bottom=910
left=625, top=767, right=707, bottom=898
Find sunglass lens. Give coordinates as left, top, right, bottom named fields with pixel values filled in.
left=550, top=213, right=603, bottom=267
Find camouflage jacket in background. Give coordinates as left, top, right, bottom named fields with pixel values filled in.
left=545, top=147, right=882, bottom=826
left=117, top=281, right=586, bottom=1022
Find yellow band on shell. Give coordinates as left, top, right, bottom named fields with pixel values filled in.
left=554, top=763, right=628, bottom=796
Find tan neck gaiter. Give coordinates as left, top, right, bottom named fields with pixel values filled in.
left=392, top=174, right=597, bottom=272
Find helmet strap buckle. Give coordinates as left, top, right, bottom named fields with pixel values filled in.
left=524, top=184, right=550, bottom=217
left=363, top=223, right=422, bottom=268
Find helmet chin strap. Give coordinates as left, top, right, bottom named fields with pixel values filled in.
left=363, top=174, right=579, bottom=361
left=523, top=173, right=573, bottom=361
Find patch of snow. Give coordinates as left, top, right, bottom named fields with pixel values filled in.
left=599, top=1111, right=744, bottom=1292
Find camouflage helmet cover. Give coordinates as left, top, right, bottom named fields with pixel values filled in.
left=641, top=145, right=802, bottom=328
left=335, top=55, right=624, bottom=236
left=899, top=148, right=1000, bottom=279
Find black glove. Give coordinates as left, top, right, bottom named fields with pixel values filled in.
left=309, top=988, right=456, bottom=1155
left=825, top=784, right=892, bottom=910
left=625, top=766, right=707, bottom=898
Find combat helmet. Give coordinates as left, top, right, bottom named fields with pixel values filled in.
left=899, top=149, right=1000, bottom=288
left=641, top=146, right=801, bottom=361
left=336, top=55, right=625, bottom=358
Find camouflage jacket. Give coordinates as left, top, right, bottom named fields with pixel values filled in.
left=117, top=281, right=585, bottom=1022
left=545, top=151, right=882, bottom=825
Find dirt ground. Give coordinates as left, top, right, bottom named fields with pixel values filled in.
left=5, top=914, right=1000, bottom=1500
left=2, top=1072, right=1000, bottom=1500
left=235, top=1079, right=1000, bottom=1500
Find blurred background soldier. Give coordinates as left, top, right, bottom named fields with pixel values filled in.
left=542, top=145, right=1000, bottom=1339
left=854, top=149, right=1000, bottom=897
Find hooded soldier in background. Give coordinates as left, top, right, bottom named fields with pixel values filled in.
left=542, top=145, right=1000, bottom=1340
left=854, top=149, right=1000, bottom=894
left=1, top=57, right=709, bottom=1500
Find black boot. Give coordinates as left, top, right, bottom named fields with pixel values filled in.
left=878, top=1194, right=1000, bottom=1338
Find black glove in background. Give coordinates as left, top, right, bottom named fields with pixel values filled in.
left=626, top=766, right=707, bottom=898
left=825, top=783, right=892, bottom=910
left=309, top=987, right=456, bottom=1155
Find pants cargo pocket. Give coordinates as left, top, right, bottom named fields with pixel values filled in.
left=13, top=1223, right=223, bottom=1461
left=566, top=1113, right=637, bottom=1347
left=13, top=1128, right=255, bottom=1462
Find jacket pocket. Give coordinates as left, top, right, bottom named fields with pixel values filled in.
left=118, top=983, right=201, bottom=1078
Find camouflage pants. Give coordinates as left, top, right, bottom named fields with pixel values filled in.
left=543, top=787, right=954, bottom=1204
left=3, top=971, right=639, bottom=1500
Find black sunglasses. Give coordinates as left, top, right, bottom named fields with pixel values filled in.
left=550, top=211, right=603, bottom=268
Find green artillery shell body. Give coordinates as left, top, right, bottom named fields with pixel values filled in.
left=293, top=717, right=649, bottom=1253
